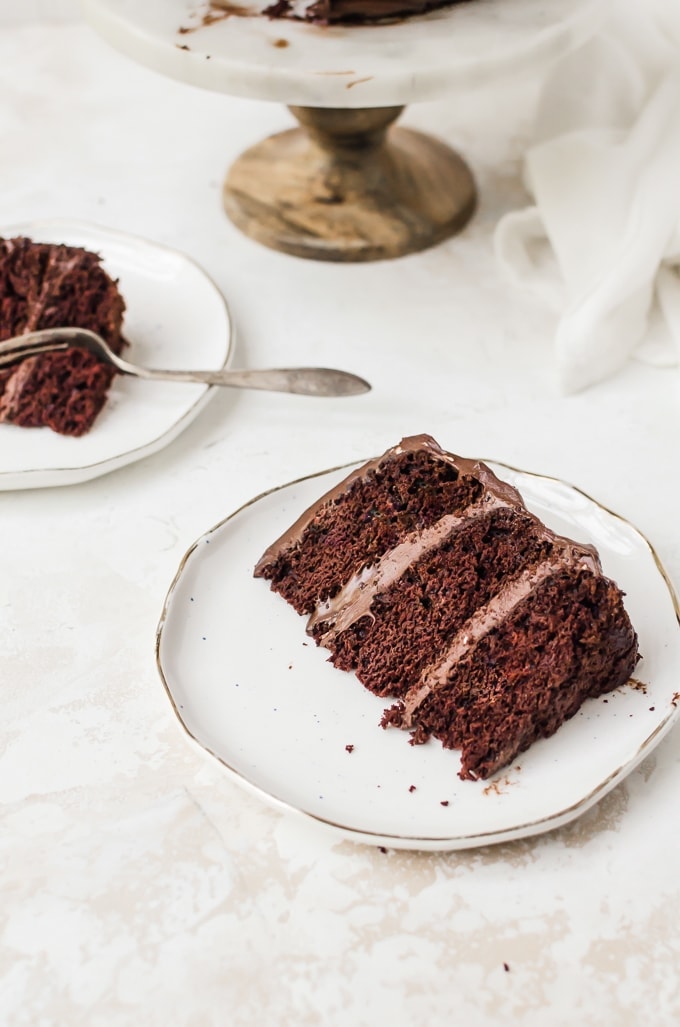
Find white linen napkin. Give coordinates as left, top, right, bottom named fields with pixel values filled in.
left=495, top=0, right=680, bottom=392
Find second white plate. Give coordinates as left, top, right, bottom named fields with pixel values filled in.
left=156, top=460, right=680, bottom=850
left=0, top=219, right=232, bottom=490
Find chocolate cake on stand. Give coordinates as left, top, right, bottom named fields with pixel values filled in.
left=82, top=0, right=604, bottom=261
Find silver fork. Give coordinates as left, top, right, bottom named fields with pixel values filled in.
left=0, top=328, right=371, bottom=398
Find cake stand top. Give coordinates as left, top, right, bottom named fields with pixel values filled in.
left=82, top=0, right=607, bottom=109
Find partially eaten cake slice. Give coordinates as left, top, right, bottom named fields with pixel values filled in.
left=0, top=236, right=126, bottom=436
left=255, top=435, right=639, bottom=780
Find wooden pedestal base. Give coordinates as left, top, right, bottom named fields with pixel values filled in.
left=223, top=106, right=477, bottom=263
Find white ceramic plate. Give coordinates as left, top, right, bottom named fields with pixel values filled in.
left=0, top=219, right=232, bottom=490
left=156, top=460, right=680, bottom=851
left=82, top=0, right=605, bottom=108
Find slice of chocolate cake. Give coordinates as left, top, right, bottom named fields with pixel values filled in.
left=255, top=435, right=639, bottom=780
left=0, top=236, right=126, bottom=436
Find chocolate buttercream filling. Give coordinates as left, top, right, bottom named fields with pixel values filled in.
left=25, top=249, right=82, bottom=333
left=309, top=491, right=513, bottom=642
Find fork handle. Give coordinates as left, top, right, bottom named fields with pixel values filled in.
left=117, top=363, right=371, bottom=397
left=0, top=329, right=370, bottom=397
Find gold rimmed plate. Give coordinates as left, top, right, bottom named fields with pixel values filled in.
left=155, top=459, right=680, bottom=851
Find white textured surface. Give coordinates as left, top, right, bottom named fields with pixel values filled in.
left=1, top=16, right=680, bottom=1027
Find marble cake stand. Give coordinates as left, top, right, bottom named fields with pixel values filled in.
left=82, top=0, right=605, bottom=261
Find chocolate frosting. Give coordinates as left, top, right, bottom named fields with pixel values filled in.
left=254, top=434, right=525, bottom=578
left=254, top=434, right=599, bottom=582
left=210, top=0, right=469, bottom=25
left=300, top=0, right=459, bottom=22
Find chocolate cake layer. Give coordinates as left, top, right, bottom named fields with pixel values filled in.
left=0, top=236, right=126, bottom=436
left=384, top=566, right=639, bottom=779
left=254, top=435, right=639, bottom=780
left=317, top=506, right=554, bottom=698
left=255, top=438, right=503, bottom=614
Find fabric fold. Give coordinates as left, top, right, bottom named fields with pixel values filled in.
left=495, top=1, right=680, bottom=392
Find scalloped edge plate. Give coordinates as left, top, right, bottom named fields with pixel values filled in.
left=156, top=458, right=680, bottom=850
left=0, top=219, right=232, bottom=490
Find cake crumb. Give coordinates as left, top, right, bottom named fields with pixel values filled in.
left=503, top=962, right=510, bottom=972
left=378, top=846, right=388, bottom=854
left=345, top=744, right=354, bottom=753
left=649, top=706, right=655, bottom=712
left=408, top=785, right=416, bottom=793
left=440, top=800, right=449, bottom=807
left=672, top=692, right=680, bottom=706
left=629, top=678, right=648, bottom=694
left=483, top=774, right=517, bottom=796
left=346, top=76, right=373, bottom=90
